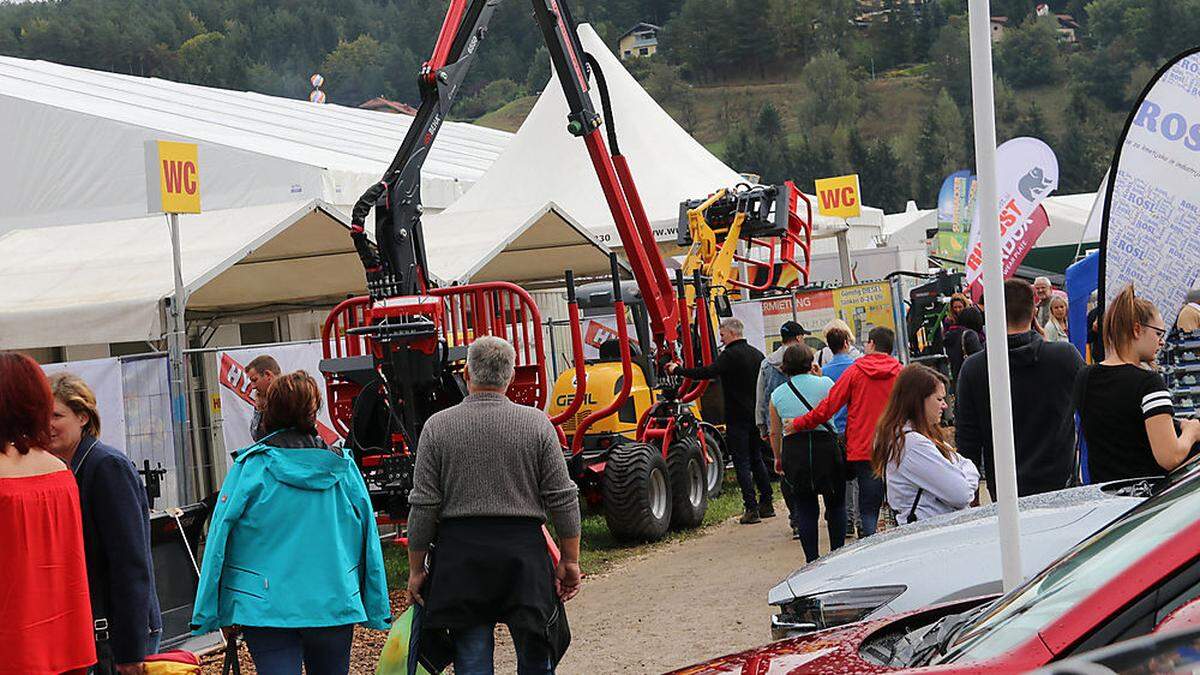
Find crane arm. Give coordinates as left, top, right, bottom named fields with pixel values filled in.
left=347, top=0, right=681, bottom=351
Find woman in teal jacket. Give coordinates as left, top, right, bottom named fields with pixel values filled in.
left=193, top=371, right=389, bottom=675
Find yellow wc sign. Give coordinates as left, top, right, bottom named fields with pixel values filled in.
left=814, top=174, right=862, bottom=219
left=146, top=140, right=201, bottom=213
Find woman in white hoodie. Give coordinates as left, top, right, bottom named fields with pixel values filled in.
left=873, top=364, right=979, bottom=524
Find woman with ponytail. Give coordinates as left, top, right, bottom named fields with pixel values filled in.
left=873, top=364, right=979, bottom=523
left=1076, top=284, right=1200, bottom=481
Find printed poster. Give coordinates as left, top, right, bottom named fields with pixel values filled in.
left=216, top=341, right=339, bottom=455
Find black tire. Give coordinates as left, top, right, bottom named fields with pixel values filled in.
left=700, top=424, right=727, bottom=499
left=602, top=442, right=673, bottom=542
left=667, top=440, right=709, bottom=530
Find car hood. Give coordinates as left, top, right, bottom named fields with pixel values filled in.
left=671, top=598, right=992, bottom=674
left=771, top=481, right=1146, bottom=608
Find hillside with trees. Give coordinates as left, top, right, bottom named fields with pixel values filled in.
left=0, top=0, right=1189, bottom=210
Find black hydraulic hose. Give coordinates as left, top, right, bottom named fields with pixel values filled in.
left=350, top=182, right=387, bottom=274
left=584, top=52, right=620, bottom=155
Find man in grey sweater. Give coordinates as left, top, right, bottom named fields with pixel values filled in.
left=407, top=336, right=581, bottom=673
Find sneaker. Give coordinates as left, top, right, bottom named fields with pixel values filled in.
left=759, top=503, right=777, bottom=518
left=739, top=510, right=761, bottom=525
left=791, top=527, right=802, bottom=540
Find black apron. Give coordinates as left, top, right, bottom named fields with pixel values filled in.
left=422, top=517, right=570, bottom=664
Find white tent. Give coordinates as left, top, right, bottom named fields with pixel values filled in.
left=0, top=55, right=511, bottom=233
left=0, top=201, right=351, bottom=349
left=425, top=24, right=885, bottom=251
left=0, top=197, right=619, bottom=350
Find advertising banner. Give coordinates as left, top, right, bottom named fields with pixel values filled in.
left=1100, top=49, right=1200, bottom=327
left=935, top=170, right=977, bottom=262
left=217, top=342, right=339, bottom=455
left=964, top=137, right=1059, bottom=296
left=752, top=282, right=898, bottom=354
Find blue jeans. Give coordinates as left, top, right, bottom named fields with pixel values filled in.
left=452, top=624, right=554, bottom=675
left=792, top=484, right=847, bottom=563
left=726, top=423, right=773, bottom=513
left=847, top=460, right=884, bottom=536
left=241, top=625, right=354, bottom=675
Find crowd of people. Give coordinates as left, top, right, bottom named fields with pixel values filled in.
left=4, top=273, right=1195, bottom=675
left=694, top=276, right=1196, bottom=567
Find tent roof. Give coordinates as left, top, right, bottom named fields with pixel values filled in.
left=423, top=203, right=620, bottom=284
left=0, top=55, right=512, bottom=231
left=428, top=24, right=881, bottom=249
left=0, top=197, right=614, bottom=350
left=1039, top=191, right=1100, bottom=247
left=0, top=200, right=349, bottom=349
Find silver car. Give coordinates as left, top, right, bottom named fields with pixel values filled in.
left=768, top=476, right=1170, bottom=639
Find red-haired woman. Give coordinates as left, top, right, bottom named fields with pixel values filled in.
left=874, top=364, right=979, bottom=524
left=0, top=352, right=95, bottom=674
left=1077, top=284, right=1200, bottom=482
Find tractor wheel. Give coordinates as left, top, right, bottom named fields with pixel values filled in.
left=701, top=424, right=727, bottom=499
left=667, top=440, right=709, bottom=530
left=602, top=442, right=673, bottom=542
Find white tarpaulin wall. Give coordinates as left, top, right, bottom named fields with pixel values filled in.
left=0, top=200, right=351, bottom=349
left=0, top=55, right=511, bottom=234
left=41, top=354, right=181, bottom=509
left=427, top=24, right=885, bottom=249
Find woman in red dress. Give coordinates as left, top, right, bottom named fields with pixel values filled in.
left=0, top=352, right=95, bottom=675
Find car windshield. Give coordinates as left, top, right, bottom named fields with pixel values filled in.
left=932, top=473, right=1200, bottom=665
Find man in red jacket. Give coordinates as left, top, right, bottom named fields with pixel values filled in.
left=786, top=326, right=900, bottom=537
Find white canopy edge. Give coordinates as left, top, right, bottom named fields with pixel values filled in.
left=0, top=200, right=347, bottom=350
left=423, top=201, right=620, bottom=284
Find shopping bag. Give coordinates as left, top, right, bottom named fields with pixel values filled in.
left=376, top=602, right=451, bottom=675
left=144, top=650, right=202, bottom=674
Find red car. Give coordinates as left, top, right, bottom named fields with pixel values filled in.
left=671, top=470, right=1200, bottom=674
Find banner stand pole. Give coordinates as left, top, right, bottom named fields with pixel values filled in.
left=166, top=212, right=194, bottom=504
left=968, top=0, right=1023, bottom=592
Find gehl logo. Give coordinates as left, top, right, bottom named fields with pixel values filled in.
left=556, top=392, right=599, bottom=407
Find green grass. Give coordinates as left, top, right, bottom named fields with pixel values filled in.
left=381, top=476, right=744, bottom=589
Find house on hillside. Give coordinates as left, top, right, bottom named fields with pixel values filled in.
left=1035, top=4, right=1081, bottom=42
left=360, top=96, right=418, bottom=115
left=618, top=23, right=661, bottom=60
left=994, top=7, right=1081, bottom=44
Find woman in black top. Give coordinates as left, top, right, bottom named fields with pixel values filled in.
left=1077, top=285, right=1200, bottom=482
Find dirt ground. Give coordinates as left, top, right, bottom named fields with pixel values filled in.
left=202, top=496, right=825, bottom=674
left=496, top=498, right=819, bottom=674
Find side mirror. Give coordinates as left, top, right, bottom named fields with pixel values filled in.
left=1155, top=597, right=1200, bottom=634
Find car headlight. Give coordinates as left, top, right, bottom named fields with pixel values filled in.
left=771, top=586, right=906, bottom=637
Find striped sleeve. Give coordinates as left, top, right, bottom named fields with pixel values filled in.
left=1140, top=372, right=1174, bottom=419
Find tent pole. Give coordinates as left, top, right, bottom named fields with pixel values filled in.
left=968, top=0, right=1022, bottom=592
left=167, top=213, right=194, bottom=504
left=836, top=228, right=853, bottom=285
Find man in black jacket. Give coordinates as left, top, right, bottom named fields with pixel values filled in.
left=956, top=278, right=1085, bottom=499
left=668, top=317, right=774, bottom=523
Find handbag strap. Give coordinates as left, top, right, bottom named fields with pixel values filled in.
left=907, top=488, right=924, bottom=524
left=785, top=379, right=838, bottom=435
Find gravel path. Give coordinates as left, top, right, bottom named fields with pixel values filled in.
left=498, top=498, right=821, bottom=674
left=202, top=497, right=830, bottom=674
